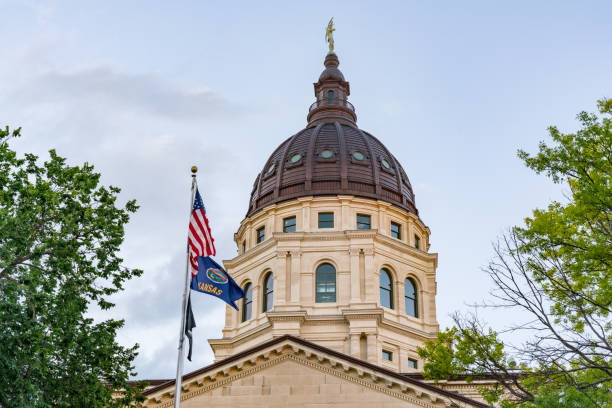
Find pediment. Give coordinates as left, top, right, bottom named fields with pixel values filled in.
left=142, top=335, right=487, bottom=407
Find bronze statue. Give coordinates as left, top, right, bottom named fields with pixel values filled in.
left=325, top=18, right=335, bottom=54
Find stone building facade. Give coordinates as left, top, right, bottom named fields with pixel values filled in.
left=141, top=45, right=492, bottom=407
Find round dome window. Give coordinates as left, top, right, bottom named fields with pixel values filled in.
left=320, top=149, right=333, bottom=159
left=290, top=153, right=302, bottom=163
left=266, top=163, right=275, bottom=174
left=381, top=158, right=391, bottom=169
left=353, top=151, right=364, bottom=161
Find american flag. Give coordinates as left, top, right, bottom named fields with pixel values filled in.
left=188, top=187, right=215, bottom=275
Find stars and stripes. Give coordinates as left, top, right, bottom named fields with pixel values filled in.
left=188, top=187, right=215, bottom=275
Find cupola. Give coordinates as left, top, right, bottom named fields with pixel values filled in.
left=307, top=53, right=357, bottom=127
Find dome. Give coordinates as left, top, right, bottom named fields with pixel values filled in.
left=246, top=53, right=417, bottom=217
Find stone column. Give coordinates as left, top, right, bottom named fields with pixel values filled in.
left=408, top=219, right=415, bottom=247
left=366, top=333, right=377, bottom=364
left=275, top=251, right=287, bottom=306
left=301, top=202, right=311, bottom=232
left=290, top=250, right=301, bottom=303
left=350, top=332, right=360, bottom=359
left=252, top=284, right=261, bottom=318
left=340, top=198, right=351, bottom=230
left=378, top=207, right=386, bottom=235
left=394, top=280, right=403, bottom=314
left=399, top=348, right=409, bottom=372
left=349, top=248, right=360, bottom=303
left=363, top=248, right=376, bottom=304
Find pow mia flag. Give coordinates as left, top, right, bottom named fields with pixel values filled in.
left=184, top=294, right=196, bottom=361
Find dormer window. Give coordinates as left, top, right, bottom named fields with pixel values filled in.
left=327, top=90, right=335, bottom=104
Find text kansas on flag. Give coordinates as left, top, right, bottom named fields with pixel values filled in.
left=183, top=186, right=244, bottom=361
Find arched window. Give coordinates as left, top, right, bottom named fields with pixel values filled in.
left=262, top=272, right=273, bottom=312
left=379, top=269, right=393, bottom=309
left=316, top=263, right=336, bottom=302
left=327, top=90, right=335, bottom=104
left=404, top=278, right=418, bottom=317
left=241, top=283, right=252, bottom=322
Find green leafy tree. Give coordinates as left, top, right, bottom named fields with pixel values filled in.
left=0, top=127, right=145, bottom=407
left=418, top=100, right=612, bottom=407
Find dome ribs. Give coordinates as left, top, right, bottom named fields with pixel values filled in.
left=246, top=122, right=418, bottom=217
left=355, top=127, right=382, bottom=196
left=334, top=122, right=349, bottom=189
left=305, top=124, right=324, bottom=192
left=274, top=129, right=303, bottom=199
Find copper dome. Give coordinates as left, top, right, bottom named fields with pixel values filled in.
left=246, top=53, right=417, bottom=217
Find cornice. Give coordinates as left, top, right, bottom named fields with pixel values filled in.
left=209, top=321, right=272, bottom=349
left=342, top=308, right=384, bottom=321
left=223, top=238, right=277, bottom=269
left=265, top=310, right=307, bottom=322
left=379, top=317, right=437, bottom=341
left=374, top=234, right=438, bottom=268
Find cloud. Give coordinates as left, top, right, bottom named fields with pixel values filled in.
left=0, top=22, right=255, bottom=380
left=8, top=66, right=240, bottom=120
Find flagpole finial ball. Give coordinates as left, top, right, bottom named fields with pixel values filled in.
left=191, top=166, right=198, bottom=174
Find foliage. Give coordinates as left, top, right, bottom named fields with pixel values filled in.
left=418, top=100, right=612, bottom=407
left=0, top=127, right=145, bottom=407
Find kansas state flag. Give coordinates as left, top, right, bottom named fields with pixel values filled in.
left=192, top=256, right=245, bottom=310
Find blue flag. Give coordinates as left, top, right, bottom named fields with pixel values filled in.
left=192, top=256, right=245, bottom=310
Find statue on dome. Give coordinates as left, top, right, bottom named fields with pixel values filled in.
left=325, top=18, right=335, bottom=54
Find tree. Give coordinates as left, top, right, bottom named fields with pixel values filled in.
left=0, top=127, right=145, bottom=407
left=418, top=100, right=612, bottom=407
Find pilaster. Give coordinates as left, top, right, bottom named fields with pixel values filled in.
left=363, top=247, right=376, bottom=303
left=349, top=248, right=360, bottom=303
left=275, top=251, right=287, bottom=306
left=366, top=333, right=377, bottom=364
left=290, top=250, right=301, bottom=303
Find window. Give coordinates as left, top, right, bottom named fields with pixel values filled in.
left=381, top=158, right=391, bottom=169
left=256, top=226, right=265, bottom=243
left=327, top=90, right=335, bottom=104
left=263, top=272, right=273, bottom=312
left=242, top=240, right=246, bottom=254
left=380, top=268, right=394, bottom=309
left=290, top=153, right=302, bottom=163
left=315, top=263, right=336, bottom=302
left=382, top=350, right=393, bottom=361
left=390, top=222, right=401, bottom=239
left=265, top=163, right=275, bottom=175
left=405, top=278, right=418, bottom=317
left=407, top=358, right=418, bottom=369
left=320, top=149, right=333, bottom=159
left=353, top=151, right=364, bottom=161
left=283, top=216, right=296, bottom=232
left=414, top=235, right=421, bottom=250
left=242, top=283, right=252, bottom=322
left=318, top=212, right=334, bottom=228
left=356, top=214, right=371, bottom=230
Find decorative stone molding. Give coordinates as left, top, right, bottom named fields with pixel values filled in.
left=342, top=308, right=383, bottom=321
left=224, top=236, right=277, bottom=268
left=265, top=310, right=307, bottom=323
left=143, top=338, right=484, bottom=407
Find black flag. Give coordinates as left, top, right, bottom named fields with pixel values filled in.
left=184, top=293, right=196, bottom=361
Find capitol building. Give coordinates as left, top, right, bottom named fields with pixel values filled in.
left=141, top=35, right=493, bottom=408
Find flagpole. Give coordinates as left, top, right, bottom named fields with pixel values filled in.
left=174, top=166, right=198, bottom=408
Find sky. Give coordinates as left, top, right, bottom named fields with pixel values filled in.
left=1, top=0, right=611, bottom=380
